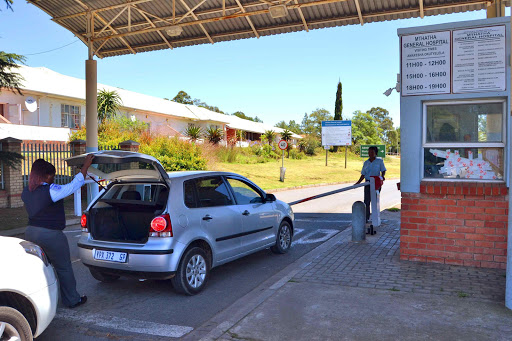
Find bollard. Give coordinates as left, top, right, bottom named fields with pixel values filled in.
left=352, top=201, right=366, bottom=242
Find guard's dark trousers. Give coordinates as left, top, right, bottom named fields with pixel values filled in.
left=364, top=182, right=371, bottom=222
left=25, top=226, right=81, bottom=307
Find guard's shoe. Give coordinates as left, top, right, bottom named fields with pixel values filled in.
left=69, top=296, right=87, bottom=308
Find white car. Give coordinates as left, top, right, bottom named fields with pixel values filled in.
left=0, top=236, right=59, bottom=341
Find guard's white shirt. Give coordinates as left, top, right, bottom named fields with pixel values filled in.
left=44, top=173, right=85, bottom=202
left=361, top=158, right=386, bottom=181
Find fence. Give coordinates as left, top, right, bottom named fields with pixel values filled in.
left=0, top=143, right=4, bottom=190
left=21, top=142, right=73, bottom=187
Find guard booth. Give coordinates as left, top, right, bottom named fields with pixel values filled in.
left=398, top=17, right=510, bottom=269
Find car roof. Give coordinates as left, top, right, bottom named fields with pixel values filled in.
left=167, top=170, right=239, bottom=178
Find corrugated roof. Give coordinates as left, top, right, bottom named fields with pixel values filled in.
left=27, top=0, right=501, bottom=58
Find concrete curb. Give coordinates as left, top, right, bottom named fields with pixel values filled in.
left=0, top=218, right=81, bottom=237
left=184, top=225, right=354, bottom=341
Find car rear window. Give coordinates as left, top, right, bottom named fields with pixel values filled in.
left=184, top=177, right=233, bottom=208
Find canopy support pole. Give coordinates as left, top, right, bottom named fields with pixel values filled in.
left=86, top=10, right=99, bottom=203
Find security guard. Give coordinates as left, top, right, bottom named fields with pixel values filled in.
left=22, top=154, right=94, bottom=308
left=355, top=146, right=386, bottom=223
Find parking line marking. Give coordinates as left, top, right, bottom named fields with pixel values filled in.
left=56, top=310, right=193, bottom=338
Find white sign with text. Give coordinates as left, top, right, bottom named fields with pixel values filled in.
left=453, top=25, right=506, bottom=93
left=401, top=31, right=451, bottom=96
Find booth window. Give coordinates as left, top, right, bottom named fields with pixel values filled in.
left=423, top=101, right=505, bottom=181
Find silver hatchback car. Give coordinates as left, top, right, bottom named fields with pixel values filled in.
left=67, top=151, right=294, bottom=295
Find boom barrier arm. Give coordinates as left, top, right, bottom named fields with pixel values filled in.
left=287, top=177, right=380, bottom=227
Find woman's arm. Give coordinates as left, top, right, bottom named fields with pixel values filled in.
left=49, top=154, right=95, bottom=202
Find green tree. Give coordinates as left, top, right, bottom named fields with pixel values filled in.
left=3, top=0, right=13, bottom=10
left=351, top=110, right=381, bottom=147
left=172, top=91, right=194, bottom=104
left=97, top=89, right=122, bottom=122
left=0, top=51, right=25, bottom=95
left=263, top=130, right=276, bottom=145
left=184, top=125, right=203, bottom=142
left=275, top=120, right=302, bottom=134
left=302, top=108, right=333, bottom=139
left=367, top=107, right=394, bottom=146
left=233, top=111, right=263, bottom=122
left=333, top=81, right=343, bottom=152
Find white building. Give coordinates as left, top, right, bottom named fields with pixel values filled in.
left=0, top=65, right=301, bottom=144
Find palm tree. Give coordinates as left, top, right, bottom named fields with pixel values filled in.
left=184, top=125, right=203, bottom=142
left=236, top=130, right=245, bottom=146
left=206, top=126, right=224, bottom=144
left=97, top=89, right=122, bottom=122
left=281, top=129, right=293, bottom=158
left=263, top=130, right=276, bottom=145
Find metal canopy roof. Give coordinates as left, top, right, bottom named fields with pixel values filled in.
left=28, top=0, right=501, bottom=58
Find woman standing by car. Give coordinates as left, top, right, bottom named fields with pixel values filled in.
left=22, top=154, right=94, bottom=308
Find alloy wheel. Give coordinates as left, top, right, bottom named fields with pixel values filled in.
left=185, top=254, right=207, bottom=289
left=279, top=224, right=291, bottom=249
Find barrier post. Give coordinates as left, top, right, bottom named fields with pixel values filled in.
left=74, top=188, right=82, bottom=217
left=352, top=201, right=366, bottom=242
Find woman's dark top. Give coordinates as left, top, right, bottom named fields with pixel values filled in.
left=22, top=185, right=66, bottom=230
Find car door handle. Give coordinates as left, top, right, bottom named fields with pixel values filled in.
left=202, top=215, right=213, bottom=221
left=242, top=210, right=250, bottom=216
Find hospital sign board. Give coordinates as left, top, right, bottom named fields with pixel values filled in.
left=321, top=120, right=352, bottom=146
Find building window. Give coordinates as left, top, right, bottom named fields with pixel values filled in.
left=61, top=104, right=81, bottom=128
left=423, top=100, right=505, bottom=181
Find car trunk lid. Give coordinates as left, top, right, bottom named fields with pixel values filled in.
left=66, top=150, right=169, bottom=182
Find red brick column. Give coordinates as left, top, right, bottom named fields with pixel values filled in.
left=400, top=182, right=508, bottom=269
left=118, top=140, right=140, bottom=152
left=0, top=137, right=24, bottom=208
left=69, top=139, right=87, bottom=157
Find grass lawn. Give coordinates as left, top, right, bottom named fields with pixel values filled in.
left=212, top=151, right=400, bottom=191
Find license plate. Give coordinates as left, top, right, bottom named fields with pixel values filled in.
left=93, top=249, right=127, bottom=263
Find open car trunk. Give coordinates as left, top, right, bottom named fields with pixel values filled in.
left=89, top=183, right=169, bottom=243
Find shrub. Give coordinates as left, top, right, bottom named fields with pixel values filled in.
left=289, top=149, right=304, bottom=160
left=302, top=136, right=320, bottom=156
left=215, top=146, right=240, bottom=163
left=139, top=137, right=206, bottom=171
left=184, top=125, right=203, bottom=142
left=70, top=119, right=207, bottom=172
left=205, top=126, right=224, bottom=144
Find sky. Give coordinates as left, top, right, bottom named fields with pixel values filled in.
left=0, top=2, right=505, bottom=128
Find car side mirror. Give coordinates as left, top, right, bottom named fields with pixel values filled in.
left=265, top=193, right=276, bottom=202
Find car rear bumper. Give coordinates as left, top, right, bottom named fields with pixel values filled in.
left=32, top=272, right=58, bottom=337
left=78, top=242, right=182, bottom=274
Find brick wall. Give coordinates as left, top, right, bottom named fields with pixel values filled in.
left=400, top=181, right=508, bottom=269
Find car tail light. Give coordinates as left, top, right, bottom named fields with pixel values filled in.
left=150, top=214, right=172, bottom=237
left=81, top=213, right=88, bottom=233
left=20, top=241, right=49, bottom=266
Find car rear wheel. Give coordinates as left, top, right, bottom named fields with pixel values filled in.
left=171, top=247, right=210, bottom=295
left=90, top=269, right=120, bottom=283
left=271, top=221, right=292, bottom=254
left=0, top=306, right=33, bottom=341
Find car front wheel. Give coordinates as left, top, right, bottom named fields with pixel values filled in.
left=172, top=247, right=210, bottom=295
left=0, top=306, right=33, bottom=341
left=271, top=221, right=292, bottom=254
